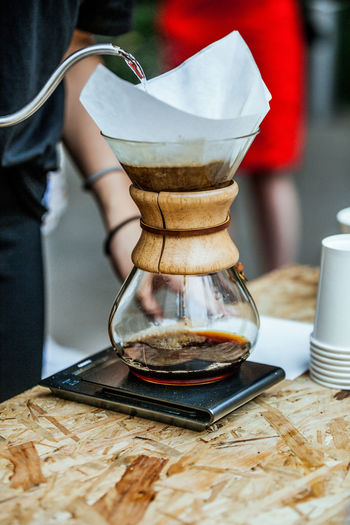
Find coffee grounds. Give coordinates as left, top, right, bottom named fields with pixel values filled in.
left=121, top=161, right=233, bottom=192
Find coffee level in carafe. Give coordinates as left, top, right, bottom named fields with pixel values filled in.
left=122, top=329, right=251, bottom=385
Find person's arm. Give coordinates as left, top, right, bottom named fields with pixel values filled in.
left=62, top=30, right=140, bottom=280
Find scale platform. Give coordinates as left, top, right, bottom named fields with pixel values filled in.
left=40, top=348, right=285, bottom=431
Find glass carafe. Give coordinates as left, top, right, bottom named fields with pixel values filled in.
left=108, top=266, right=259, bottom=385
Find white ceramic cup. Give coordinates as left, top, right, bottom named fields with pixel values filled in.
left=310, top=362, right=350, bottom=379
left=310, top=341, right=350, bottom=359
left=312, top=234, right=350, bottom=350
left=310, top=350, right=350, bottom=369
left=310, top=334, right=350, bottom=353
left=310, top=372, right=350, bottom=390
left=310, top=348, right=350, bottom=366
left=337, top=208, right=350, bottom=233
left=310, top=356, right=350, bottom=371
left=310, top=367, right=350, bottom=386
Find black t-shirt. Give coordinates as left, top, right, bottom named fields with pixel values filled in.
left=0, top=0, right=134, bottom=173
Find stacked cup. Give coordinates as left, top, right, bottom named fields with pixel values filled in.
left=337, top=207, right=350, bottom=233
left=310, top=234, right=350, bottom=389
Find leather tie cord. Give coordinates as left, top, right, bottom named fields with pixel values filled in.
left=140, top=215, right=231, bottom=237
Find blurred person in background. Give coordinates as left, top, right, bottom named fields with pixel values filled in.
left=0, top=2, right=140, bottom=402
left=158, top=0, right=306, bottom=272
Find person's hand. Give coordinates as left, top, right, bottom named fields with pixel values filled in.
left=107, top=219, right=167, bottom=317
left=108, top=221, right=184, bottom=318
left=136, top=273, right=185, bottom=319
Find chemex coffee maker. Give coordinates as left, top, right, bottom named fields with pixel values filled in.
left=2, top=41, right=284, bottom=429
left=106, top=134, right=260, bottom=386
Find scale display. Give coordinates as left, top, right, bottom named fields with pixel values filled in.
left=40, top=348, right=285, bottom=431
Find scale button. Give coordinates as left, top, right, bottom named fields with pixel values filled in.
left=61, top=377, right=80, bottom=386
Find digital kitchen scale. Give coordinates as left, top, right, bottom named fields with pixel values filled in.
left=40, top=348, right=285, bottom=431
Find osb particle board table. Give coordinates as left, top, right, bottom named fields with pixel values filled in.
left=1, top=264, right=350, bottom=525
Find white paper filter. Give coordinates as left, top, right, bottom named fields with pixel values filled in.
left=80, top=31, right=271, bottom=167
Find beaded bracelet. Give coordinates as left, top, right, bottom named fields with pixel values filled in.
left=83, top=166, right=123, bottom=190
left=104, top=216, right=141, bottom=256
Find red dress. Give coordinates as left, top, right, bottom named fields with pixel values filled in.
left=157, top=0, right=305, bottom=171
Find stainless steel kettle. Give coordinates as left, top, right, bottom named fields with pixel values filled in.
left=0, top=43, right=145, bottom=127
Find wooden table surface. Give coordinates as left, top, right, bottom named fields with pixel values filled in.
left=1, top=265, right=350, bottom=525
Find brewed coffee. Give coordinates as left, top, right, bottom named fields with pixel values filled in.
left=121, top=329, right=251, bottom=385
